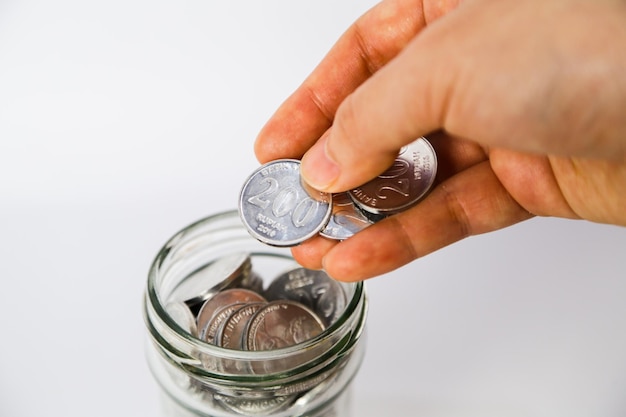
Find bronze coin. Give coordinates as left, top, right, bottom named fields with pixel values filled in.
left=200, top=304, right=242, bottom=345
left=246, top=300, right=325, bottom=351
left=219, top=302, right=266, bottom=350
left=196, top=288, right=266, bottom=340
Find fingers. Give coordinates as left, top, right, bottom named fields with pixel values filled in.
left=291, top=234, right=337, bottom=271
left=294, top=160, right=534, bottom=281
left=291, top=131, right=488, bottom=270
left=298, top=6, right=469, bottom=192
left=487, top=149, right=579, bottom=219
left=254, top=0, right=429, bottom=164
left=292, top=131, right=489, bottom=272
left=300, top=0, right=626, bottom=193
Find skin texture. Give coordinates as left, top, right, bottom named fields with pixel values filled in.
left=254, top=0, right=626, bottom=281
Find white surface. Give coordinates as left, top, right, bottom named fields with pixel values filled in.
left=1, top=1, right=626, bottom=416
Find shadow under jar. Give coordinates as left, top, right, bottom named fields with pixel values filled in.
left=143, top=210, right=368, bottom=417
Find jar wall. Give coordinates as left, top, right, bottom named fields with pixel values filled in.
left=144, top=210, right=367, bottom=417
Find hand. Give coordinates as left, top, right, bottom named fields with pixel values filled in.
left=254, top=0, right=626, bottom=281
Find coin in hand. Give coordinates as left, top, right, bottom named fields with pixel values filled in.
left=349, top=137, right=437, bottom=217
left=319, top=192, right=373, bottom=240
left=239, top=159, right=332, bottom=247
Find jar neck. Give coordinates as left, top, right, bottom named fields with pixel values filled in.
left=144, top=210, right=368, bottom=391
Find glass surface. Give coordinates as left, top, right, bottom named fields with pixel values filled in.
left=144, top=210, right=367, bottom=416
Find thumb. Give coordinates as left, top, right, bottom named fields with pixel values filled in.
left=299, top=17, right=456, bottom=193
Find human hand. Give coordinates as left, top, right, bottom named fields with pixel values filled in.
left=254, top=0, right=626, bottom=281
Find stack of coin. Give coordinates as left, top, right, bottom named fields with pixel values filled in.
left=239, top=137, right=437, bottom=245
left=165, top=252, right=346, bottom=351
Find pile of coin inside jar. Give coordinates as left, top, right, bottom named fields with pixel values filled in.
left=238, top=136, right=437, bottom=246
left=166, top=252, right=345, bottom=351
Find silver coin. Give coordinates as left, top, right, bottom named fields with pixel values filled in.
left=239, top=159, right=333, bottom=247
left=242, top=271, right=265, bottom=294
left=264, top=267, right=346, bottom=327
left=246, top=300, right=325, bottom=351
left=349, top=137, right=437, bottom=215
left=214, top=393, right=294, bottom=416
left=168, top=252, right=253, bottom=313
left=164, top=301, right=198, bottom=336
left=319, top=192, right=373, bottom=240
left=196, top=288, right=267, bottom=341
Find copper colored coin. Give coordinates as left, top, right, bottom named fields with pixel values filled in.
left=246, top=300, right=325, bottom=351
left=200, top=304, right=242, bottom=345
left=349, top=137, right=437, bottom=215
left=196, top=288, right=266, bottom=340
left=219, top=302, right=266, bottom=350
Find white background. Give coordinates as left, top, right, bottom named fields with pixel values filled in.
left=1, top=1, right=626, bottom=416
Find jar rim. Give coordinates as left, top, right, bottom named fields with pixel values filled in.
left=145, top=210, right=366, bottom=364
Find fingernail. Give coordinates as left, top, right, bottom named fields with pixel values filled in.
left=301, top=134, right=339, bottom=190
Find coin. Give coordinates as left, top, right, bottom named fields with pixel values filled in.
left=246, top=300, right=326, bottom=351
left=214, top=393, right=294, bottom=416
left=238, top=159, right=333, bottom=247
left=201, top=303, right=243, bottom=345
left=168, top=252, right=253, bottom=314
left=264, top=267, right=346, bottom=327
left=242, top=271, right=265, bottom=294
left=196, top=288, right=266, bottom=341
left=165, top=301, right=198, bottom=336
left=220, top=302, right=266, bottom=350
left=349, top=137, right=437, bottom=216
left=319, top=192, right=373, bottom=240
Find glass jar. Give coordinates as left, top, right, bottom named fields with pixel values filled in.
left=143, top=210, right=368, bottom=417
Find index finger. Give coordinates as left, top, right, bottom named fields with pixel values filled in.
left=254, top=0, right=429, bottom=164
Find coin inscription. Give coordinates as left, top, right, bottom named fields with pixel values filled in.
left=264, top=268, right=346, bottom=327
left=238, top=139, right=437, bottom=244
left=349, top=137, right=437, bottom=215
left=246, top=301, right=325, bottom=351
left=196, top=288, right=266, bottom=340
left=220, top=302, right=266, bottom=350
left=239, top=159, right=332, bottom=247
left=201, top=304, right=242, bottom=345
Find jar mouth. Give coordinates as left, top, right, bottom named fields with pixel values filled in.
left=146, top=274, right=365, bottom=360
left=144, top=210, right=367, bottom=381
